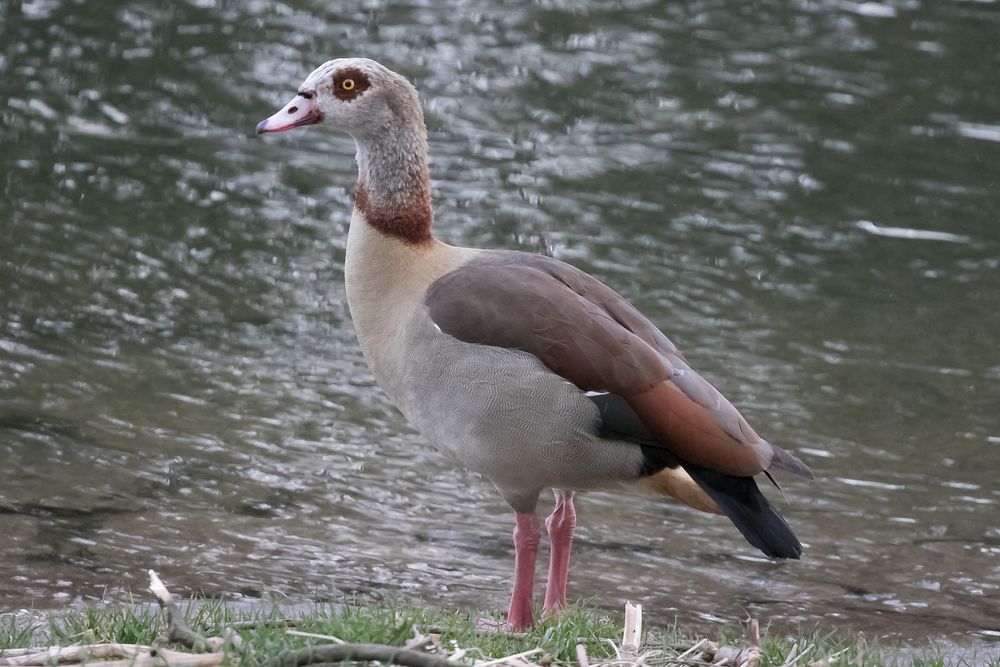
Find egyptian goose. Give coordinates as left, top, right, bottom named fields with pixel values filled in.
left=257, top=58, right=813, bottom=630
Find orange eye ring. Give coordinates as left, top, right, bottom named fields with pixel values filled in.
left=342, top=79, right=356, bottom=91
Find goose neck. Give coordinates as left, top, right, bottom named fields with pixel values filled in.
left=354, top=121, right=433, bottom=245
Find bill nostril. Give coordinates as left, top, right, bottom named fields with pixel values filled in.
left=288, top=106, right=298, bottom=114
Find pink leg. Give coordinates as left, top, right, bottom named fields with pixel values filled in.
left=506, top=512, right=541, bottom=630
left=542, top=490, right=576, bottom=615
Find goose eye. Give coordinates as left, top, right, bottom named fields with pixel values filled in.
left=342, top=79, right=356, bottom=91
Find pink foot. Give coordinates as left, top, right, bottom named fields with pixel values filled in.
left=501, top=512, right=540, bottom=630
left=542, top=490, right=576, bottom=616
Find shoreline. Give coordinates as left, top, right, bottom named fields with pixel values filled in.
left=2, top=582, right=997, bottom=667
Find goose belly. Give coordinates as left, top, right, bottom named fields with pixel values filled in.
left=381, top=312, right=645, bottom=509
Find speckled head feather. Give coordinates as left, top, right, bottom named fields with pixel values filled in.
left=298, top=58, right=418, bottom=138
left=258, top=58, right=433, bottom=245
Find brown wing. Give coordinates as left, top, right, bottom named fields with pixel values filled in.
left=424, top=251, right=812, bottom=479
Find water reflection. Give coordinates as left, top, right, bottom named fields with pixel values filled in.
left=2, top=0, right=1000, bottom=646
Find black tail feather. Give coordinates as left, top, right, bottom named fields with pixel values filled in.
left=683, top=462, right=802, bottom=559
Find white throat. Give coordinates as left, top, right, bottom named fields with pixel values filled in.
left=344, top=208, right=481, bottom=396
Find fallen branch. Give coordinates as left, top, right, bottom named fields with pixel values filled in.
left=0, top=650, right=36, bottom=659
left=0, top=643, right=140, bottom=666
left=273, top=643, right=467, bottom=667
left=230, top=618, right=300, bottom=630
left=0, top=642, right=225, bottom=667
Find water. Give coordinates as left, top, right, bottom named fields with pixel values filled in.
left=2, top=0, right=999, bottom=647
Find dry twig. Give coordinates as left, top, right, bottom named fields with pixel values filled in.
left=285, top=629, right=346, bottom=644
left=777, top=641, right=815, bottom=667
left=807, top=647, right=849, bottom=667
left=147, top=569, right=228, bottom=652
left=711, top=618, right=762, bottom=667
left=620, top=602, right=643, bottom=659
left=475, top=647, right=544, bottom=667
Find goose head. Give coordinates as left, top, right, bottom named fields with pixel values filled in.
left=256, top=57, right=421, bottom=139
left=256, top=58, right=433, bottom=244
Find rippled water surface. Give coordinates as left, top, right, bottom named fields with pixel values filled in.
left=2, top=0, right=1000, bottom=646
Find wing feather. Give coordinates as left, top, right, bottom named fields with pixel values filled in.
left=424, top=251, right=812, bottom=479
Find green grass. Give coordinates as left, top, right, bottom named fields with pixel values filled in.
left=1, top=601, right=997, bottom=666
